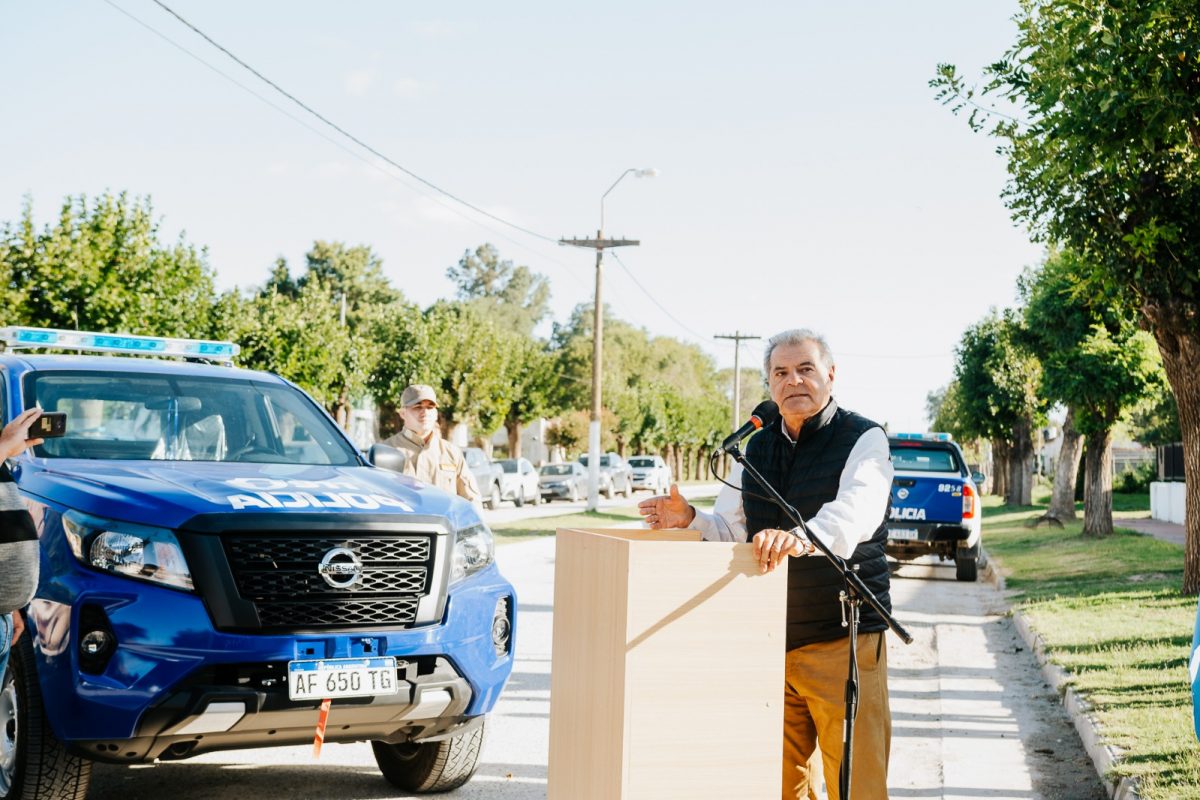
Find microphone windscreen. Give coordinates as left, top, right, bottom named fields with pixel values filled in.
left=751, top=400, right=779, bottom=427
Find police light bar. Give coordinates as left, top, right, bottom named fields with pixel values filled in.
left=893, top=432, right=953, bottom=442
left=0, top=326, right=240, bottom=360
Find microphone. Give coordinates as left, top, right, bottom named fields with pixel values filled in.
left=716, top=400, right=779, bottom=454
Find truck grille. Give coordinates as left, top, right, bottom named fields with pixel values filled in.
left=222, top=533, right=435, bottom=630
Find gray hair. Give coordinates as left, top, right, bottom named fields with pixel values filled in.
left=762, top=328, right=835, bottom=376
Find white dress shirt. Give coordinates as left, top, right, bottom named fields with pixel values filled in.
left=690, top=423, right=893, bottom=559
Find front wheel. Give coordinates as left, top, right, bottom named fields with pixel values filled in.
left=514, top=486, right=525, bottom=507
left=372, top=718, right=486, bottom=793
left=1, top=635, right=92, bottom=800
left=484, top=483, right=501, bottom=510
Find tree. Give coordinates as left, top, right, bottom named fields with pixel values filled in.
left=300, top=240, right=401, bottom=313
left=0, top=193, right=217, bottom=337
left=369, top=301, right=524, bottom=448
left=224, top=278, right=366, bottom=413
left=1020, top=249, right=1164, bottom=535
left=934, top=0, right=1200, bottom=585
left=447, top=244, right=551, bottom=336
left=952, top=311, right=1044, bottom=505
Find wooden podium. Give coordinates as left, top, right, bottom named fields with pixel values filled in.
left=547, top=528, right=787, bottom=800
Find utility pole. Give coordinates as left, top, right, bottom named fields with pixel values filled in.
left=714, top=331, right=759, bottom=476
left=559, top=233, right=639, bottom=511
left=561, top=167, right=655, bottom=512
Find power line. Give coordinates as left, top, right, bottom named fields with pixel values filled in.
left=98, top=0, right=591, bottom=293
left=105, top=0, right=710, bottom=341
left=146, top=0, right=560, bottom=246
left=607, top=250, right=728, bottom=347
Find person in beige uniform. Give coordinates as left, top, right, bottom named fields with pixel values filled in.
left=383, top=384, right=481, bottom=507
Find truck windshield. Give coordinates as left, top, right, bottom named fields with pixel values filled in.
left=890, top=445, right=959, bottom=473
left=25, top=371, right=359, bottom=465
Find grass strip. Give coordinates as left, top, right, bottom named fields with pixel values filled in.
left=491, top=493, right=718, bottom=546
left=983, top=493, right=1199, bottom=799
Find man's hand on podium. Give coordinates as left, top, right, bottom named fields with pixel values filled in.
left=752, top=529, right=804, bottom=574
left=637, top=484, right=695, bottom=529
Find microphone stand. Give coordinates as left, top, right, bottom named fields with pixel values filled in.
left=726, top=443, right=912, bottom=800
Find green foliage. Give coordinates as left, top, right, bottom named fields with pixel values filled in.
left=933, top=1, right=1200, bottom=319
left=1020, top=249, right=1165, bottom=436
left=0, top=194, right=740, bottom=456
left=447, top=243, right=551, bottom=337
left=951, top=310, right=1044, bottom=442
left=1127, top=384, right=1182, bottom=446
left=0, top=193, right=217, bottom=337
left=550, top=303, right=731, bottom=455
left=222, top=278, right=365, bottom=411
left=1115, top=461, right=1156, bottom=494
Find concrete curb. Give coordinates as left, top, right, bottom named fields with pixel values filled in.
left=983, top=549, right=1142, bottom=800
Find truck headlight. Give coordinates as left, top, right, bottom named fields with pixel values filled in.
left=63, top=513, right=194, bottom=592
left=450, top=522, right=494, bottom=584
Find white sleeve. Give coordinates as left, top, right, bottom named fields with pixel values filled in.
left=801, top=427, right=893, bottom=559
left=688, top=462, right=748, bottom=543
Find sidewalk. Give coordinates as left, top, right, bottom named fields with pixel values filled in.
left=1118, top=517, right=1185, bottom=546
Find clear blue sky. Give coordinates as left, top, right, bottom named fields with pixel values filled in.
left=2, top=1, right=1041, bottom=432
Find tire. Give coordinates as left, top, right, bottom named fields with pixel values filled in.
left=621, top=477, right=631, bottom=498
left=955, top=543, right=980, bottom=582
left=604, top=483, right=614, bottom=500
left=531, top=486, right=541, bottom=506
left=484, top=483, right=501, bottom=511
left=372, top=718, right=486, bottom=793
left=515, top=486, right=525, bottom=508
left=1, top=635, right=92, bottom=800
left=568, top=484, right=579, bottom=503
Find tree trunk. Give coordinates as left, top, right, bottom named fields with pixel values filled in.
left=1143, top=307, right=1200, bottom=593
left=1008, top=416, right=1034, bottom=506
left=693, top=447, right=704, bottom=482
left=506, top=418, right=521, bottom=460
left=1081, top=428, right=1114, bottom=538
left=991, top=438, right=1010, bottom=499
left=1048, top=408, right=1083, bottom=521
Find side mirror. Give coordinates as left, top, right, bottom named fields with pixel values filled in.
left=971, top=471, right=986, bottom=485
left=368, top=443, right=407, bottom=474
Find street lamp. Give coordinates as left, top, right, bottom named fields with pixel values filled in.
left=560, top=167, right=657, bottom=511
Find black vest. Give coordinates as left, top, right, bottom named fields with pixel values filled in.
left=742, top=399, right=891, bottom=649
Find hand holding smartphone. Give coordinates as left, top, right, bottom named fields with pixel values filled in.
left=30, top=412, right=67, bottom=439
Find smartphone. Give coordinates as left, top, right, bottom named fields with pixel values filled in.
left=30, top=412, right=67, bottom=439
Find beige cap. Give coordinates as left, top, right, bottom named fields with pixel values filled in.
left=401, top=384, right=438, bottom=407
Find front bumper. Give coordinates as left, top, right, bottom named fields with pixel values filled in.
left=72, top=655, right=479, bottom=762
left=30, top=557, right=514, bottom=754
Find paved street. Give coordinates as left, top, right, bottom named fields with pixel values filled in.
left=89, top=515, right=1104, bottom=800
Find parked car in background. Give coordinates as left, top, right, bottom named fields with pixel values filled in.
left=628, top=455, right=671, bottom=493
left=465, top=446, right=504, bottom=510
left=577, top=452, right=633, bottom=499
left=496, top=458, right=541, bottom=507
left=539, top=462, right=587, bottom=502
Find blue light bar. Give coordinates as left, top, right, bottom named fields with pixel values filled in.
left=0, top=327, right=239, bottom=360
left=893, top=432, right=953, bottom=442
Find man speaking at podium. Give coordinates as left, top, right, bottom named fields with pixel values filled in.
left=638, top=328, right=894, bottom=800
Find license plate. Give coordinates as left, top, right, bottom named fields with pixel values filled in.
left=288, top=656, right=400, bottom=700
left=890, top=528, right=919, bottom=541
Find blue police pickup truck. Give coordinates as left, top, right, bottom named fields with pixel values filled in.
left=0, top=327, right=515, bottom=799
left=885, top=433, right=984, bottom=582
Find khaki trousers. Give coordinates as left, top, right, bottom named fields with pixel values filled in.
left=782, top=631, right=890, bottom=800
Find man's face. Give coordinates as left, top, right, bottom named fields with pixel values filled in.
left=400, top=400, right=438, bottom=437
left=768, top=340, right=835, bottom=424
